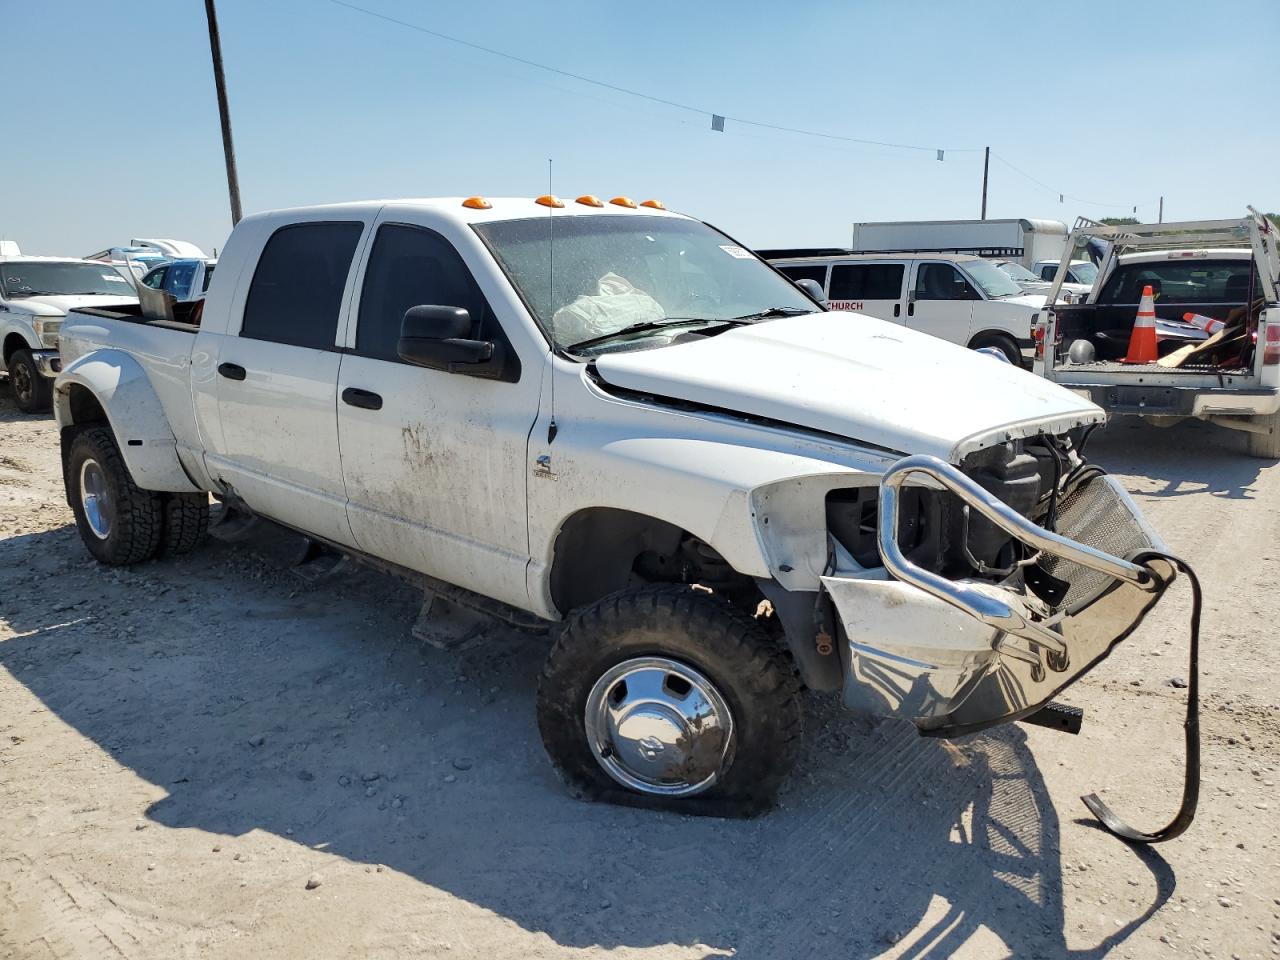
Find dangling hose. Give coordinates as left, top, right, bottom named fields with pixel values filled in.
left=1082, top=552, right=1201, bottom=844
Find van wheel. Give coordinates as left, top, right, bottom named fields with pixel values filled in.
left=68, top=426, right=164, bottom=565
left=7, top=349, right=52, bottom=414
left=1246, top=411, right=1280, bottom=459
left=537, top=584, right=803, bottom=817
left=969, top=333, right=1023, bottom=367
left=160, top=492, right=210, bottom=556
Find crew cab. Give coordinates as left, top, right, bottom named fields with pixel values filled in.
left=52, top=196, right=1183, bottom=818
left=769, top=252, right=1044, bottom=365
left=1034, top=212, right=1280, bottom=457
left=1, top=255, right=138, bottom=412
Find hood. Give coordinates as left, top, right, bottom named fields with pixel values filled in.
left=3, top=293, right=139, bottom=317
left=1000, top=293, right=1048, bottom=309
left=593, top=312, right=1104, bottom=462
left=1011, top=280, right=1092, bottom=300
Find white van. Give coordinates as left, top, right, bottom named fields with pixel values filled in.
left=770, top=253, right=1044, bottom=366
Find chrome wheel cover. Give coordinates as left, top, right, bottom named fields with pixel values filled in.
left=584, top=656, right=734, bottom=797
left=79, top=458, right=112, bottom=540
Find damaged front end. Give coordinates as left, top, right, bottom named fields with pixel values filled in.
left=817, top=441, right=1199, bottom=843
left=828, top=453, right=1172, bottom=737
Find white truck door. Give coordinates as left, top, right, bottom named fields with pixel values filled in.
left=336, top=219, right=539, bottom=611
left=906, top=261, right=975, bottom=345
left=207, top=219, right=367, bottom=547
left=827, top=261, right=906, bottom=322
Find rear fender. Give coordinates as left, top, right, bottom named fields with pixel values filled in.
left=54, top=349, right=201, bottom=493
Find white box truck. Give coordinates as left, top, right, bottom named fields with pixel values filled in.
left=850, top=218, right=1069, bottom=270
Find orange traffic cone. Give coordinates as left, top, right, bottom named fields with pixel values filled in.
left=1123, top=285, right=1159, bottom=364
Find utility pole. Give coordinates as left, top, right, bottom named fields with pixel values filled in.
left=204, top=0, right=242, bottom=225
left=980, top=146, right=990, bottom=220
left=1158, top=196, right=1164, bottom=223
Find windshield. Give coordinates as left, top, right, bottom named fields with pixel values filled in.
left=0, top=261, right=136, bottom=299
left=474, top=215, right=817, bottom=352
left=1069, top=261, right=1098, bottom=284
left=961, top=258, right=1024, bottom=298
left=994, top=260, right=1042, bottom=283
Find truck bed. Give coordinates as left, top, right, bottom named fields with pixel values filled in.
left=1051, top=301, right=1255, bottom=373
left=72, top=302, right=201, bottom=333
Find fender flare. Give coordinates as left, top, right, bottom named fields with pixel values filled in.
left=54, top=349, right=202, bottom=493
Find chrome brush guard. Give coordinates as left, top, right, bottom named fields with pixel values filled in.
left=834, top=454, right=1175, bottom=738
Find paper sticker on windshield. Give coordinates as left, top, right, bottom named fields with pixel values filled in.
left=102, top=273, right=128, bottom=282
left=719, top=244, right=753, bottom=259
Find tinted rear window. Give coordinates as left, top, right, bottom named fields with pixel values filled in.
left=830, top=263, right=904, bottom=300
left=1097, top=259, right=1261, bottom=306
left=241, top=222, right=363, bottom=349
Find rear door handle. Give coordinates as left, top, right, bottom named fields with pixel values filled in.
left=217, top=362, right=246, bottom=381
left=341, top=387, right=383, bottom=411
left=893, top=303, right=901, bottom=318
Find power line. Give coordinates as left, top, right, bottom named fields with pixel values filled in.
left=326, top=0, right=1152, bottom=213
left=327, top=0, right=963, bottom=155
left=990, top=152, right=1155, bottom=212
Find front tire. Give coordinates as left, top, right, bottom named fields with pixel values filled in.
left=1246, top=410, right=1280, bottom=459
left=7, top=349, right=52, bottom=414
left=537, top=584, right=802, bottom=816
left=969, top=333, right=1023, bottom=368
left=67, top=427, right=164, bottom=565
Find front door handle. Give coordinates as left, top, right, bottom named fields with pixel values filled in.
left=217, top=362, right=246, bottom=381
left=907, top=301, right=916, bottom=317
left=342, top=387, right=383, bottom=411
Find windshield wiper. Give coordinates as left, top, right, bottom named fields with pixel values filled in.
left=731, top=306, right=812, bottom=321
left=566, top=317, right=727, bottom=352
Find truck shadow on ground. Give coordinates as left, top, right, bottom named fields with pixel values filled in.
left=0, top=526, right=1176, bottom=959
left=1087, top=416, right=1266, bottom=500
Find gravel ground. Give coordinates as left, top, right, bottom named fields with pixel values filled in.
left=1, top=384, right=1278, bottom=960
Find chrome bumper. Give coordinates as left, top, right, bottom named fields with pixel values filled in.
left=32, top=349, right=61, bottom=378
left=830, top=455, right=1173, bottom=737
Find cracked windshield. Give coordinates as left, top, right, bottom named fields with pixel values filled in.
left=475, top=214, right=817, bottom=354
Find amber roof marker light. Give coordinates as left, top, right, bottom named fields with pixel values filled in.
left=639, top=199, right=666, bottom=210
left=535, top=194, right=565, bottom=208
left=461, top=196, right=491, bottom=209
left=609, top=196, right=637, bottom=208
left=576, top=195, right=604, bottom=207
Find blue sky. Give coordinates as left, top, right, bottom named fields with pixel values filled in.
left=6, top=0, right=1278, bottom=256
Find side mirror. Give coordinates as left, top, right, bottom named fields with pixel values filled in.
left=794, top=277, right=827, bottom=307
left=397, top=305, right=495, bottom=371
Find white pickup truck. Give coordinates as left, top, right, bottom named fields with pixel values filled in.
left=1034, top=212, right=1280, bottom=456
left=52, top=196, right=1190, bottom=826
left=1, top=254, right=139, bottom=412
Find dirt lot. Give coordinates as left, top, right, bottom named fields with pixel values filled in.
left=1, top=387, right=1278, bottom=960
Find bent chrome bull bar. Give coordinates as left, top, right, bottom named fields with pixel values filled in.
left=877, top=455, right=1157, bottom=655
left=874, top=454, right=1201, bottom=847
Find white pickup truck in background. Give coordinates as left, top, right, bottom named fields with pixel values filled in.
left=1, top=254, right=138, bottom=412
left=50, top=195, right=1186, bottom=827
left=1034, top=212, right=1280, bottom=456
